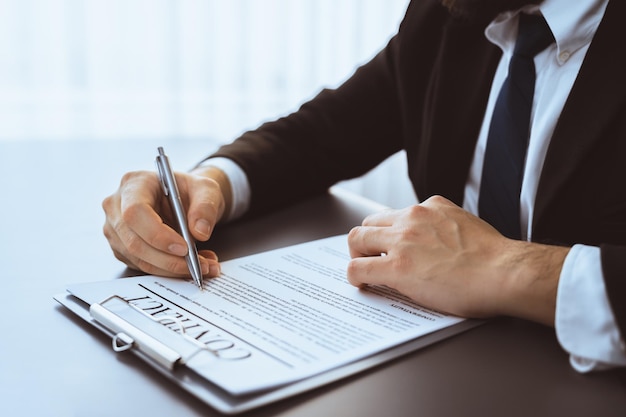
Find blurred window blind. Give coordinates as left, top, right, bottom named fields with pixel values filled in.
left=0, top=0, right=408, bottom=142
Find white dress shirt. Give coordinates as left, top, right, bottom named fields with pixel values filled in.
left=203, top=0, right=626, bottom=372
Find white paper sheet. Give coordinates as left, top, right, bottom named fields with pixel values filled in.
left=67, top=235, right=463, bottom=396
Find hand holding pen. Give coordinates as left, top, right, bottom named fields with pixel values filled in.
left=102, top=146, right=225, bottom=280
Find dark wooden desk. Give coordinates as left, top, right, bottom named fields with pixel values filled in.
left=1, top=140, right=624, bottom=417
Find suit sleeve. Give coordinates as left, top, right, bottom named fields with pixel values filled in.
left=201, top=2, right=439, bottom=216
left=208, top=48, right=404, bottom=216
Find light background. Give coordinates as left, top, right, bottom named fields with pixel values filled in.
left=0, top=0, right=416, bottom=207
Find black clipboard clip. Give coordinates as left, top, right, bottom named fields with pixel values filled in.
left=89, top=295, right=220, bottom=371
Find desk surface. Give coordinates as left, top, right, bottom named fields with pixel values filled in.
left=1, top=140, right=624, bottom=417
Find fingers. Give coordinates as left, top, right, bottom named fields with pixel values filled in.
left=345, top=195, right=518, bottom=319
left=346, top=255, right=395, bottom=288
left=184, top=174, right=225, bottom=242
left=102, top=170, right=224, bottom=278
left=347, top=208, right=401, bottom=257
left=105, top=214, right=219, bottom=278
left=347, top=225, right=388, bottom=258
left=103, top=195, right=195, bottom=277
left=347, top=223, right=401, bottom=289
left=360, top=208, right=399, bottom=227
left=199, top=249, right=221, bottom=276
left=346, top=199, right=448, bottom=290
left=117, top=171, right=189, bottom=255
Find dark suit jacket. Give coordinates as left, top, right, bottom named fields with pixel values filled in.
left=210, top=0, right=626, bottom=337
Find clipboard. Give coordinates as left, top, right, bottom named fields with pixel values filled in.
left=55, top=291, right=482, bottom=414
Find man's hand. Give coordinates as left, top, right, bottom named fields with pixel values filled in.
left=102, top=166, right=231, bottom=278
left=347, top=195, right=569, bottom=325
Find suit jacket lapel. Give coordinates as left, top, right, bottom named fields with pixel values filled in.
left=533, top=0, right=626, bottom=235
left=413, top=18, right=501, bottom=205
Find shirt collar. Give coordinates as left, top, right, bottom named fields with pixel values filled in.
left=485, top=0, right=609, bottom=65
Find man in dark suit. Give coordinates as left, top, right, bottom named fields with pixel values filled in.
left=102, top=0, right=626, bottom=371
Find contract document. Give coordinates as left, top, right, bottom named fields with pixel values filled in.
left=59, top=234, right=473, bottom=412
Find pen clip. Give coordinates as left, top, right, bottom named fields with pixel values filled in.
left=155, top=147, right=169, bottom=196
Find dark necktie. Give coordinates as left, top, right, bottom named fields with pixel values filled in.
left=478, top=13, right=554, bottom=239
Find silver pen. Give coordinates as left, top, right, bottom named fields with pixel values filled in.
left=155, top=147, right=204, bottom=289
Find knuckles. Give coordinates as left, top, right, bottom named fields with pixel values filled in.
left=120, top=201, right=144, bottom=227
left=123, top=231, right=144, bottom=256
left=101, top=195, right=113, bottom=213
left=347, top=225, right=361, bottom=242
left=404, top=203, right=429, bottom=221
left=423, top=194, right=452, bottom=206
left=345, top=258, right=360, bottom=283
left=120, top=170, right=151, bottom=186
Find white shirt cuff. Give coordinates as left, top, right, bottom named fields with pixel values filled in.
left=196, top=157, right=251, bottom=221
left=555, top=244, right=626, bottom=372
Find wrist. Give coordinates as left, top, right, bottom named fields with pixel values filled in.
left=500, top=240, right=570, bottom=326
